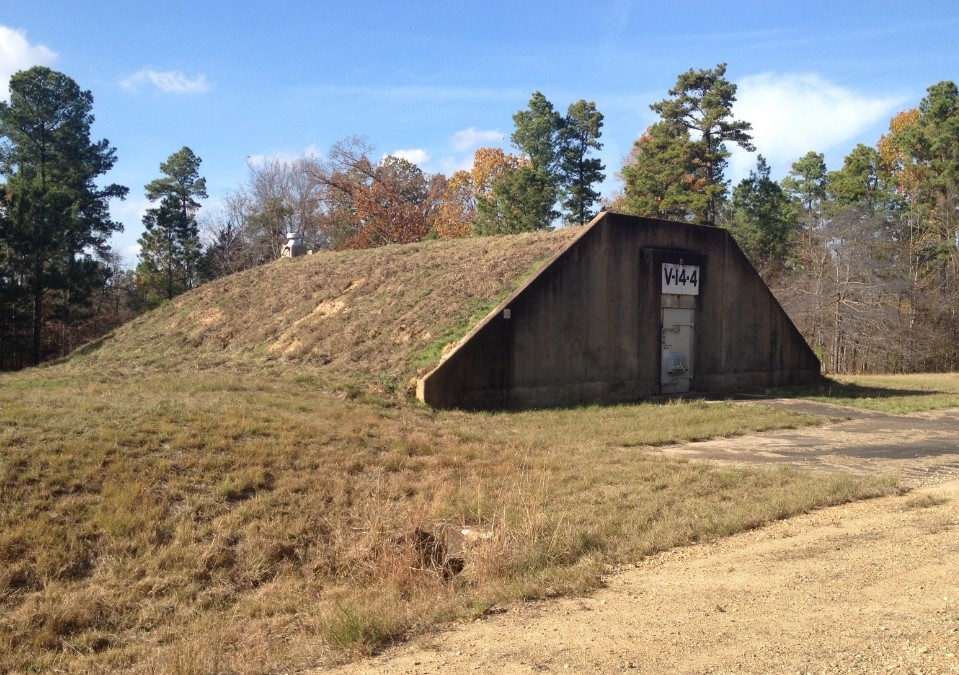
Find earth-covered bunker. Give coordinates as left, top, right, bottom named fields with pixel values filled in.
left=418, top=212, right=820, bottom=409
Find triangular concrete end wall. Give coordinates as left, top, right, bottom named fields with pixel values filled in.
left=418, top=212, right=820, bottom=409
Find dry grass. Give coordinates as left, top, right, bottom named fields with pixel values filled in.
left=6, top=235, right=943, bottom=671
left=0, top=364, right=893, bottom=672
left=69, top=229, right=580, bottom=390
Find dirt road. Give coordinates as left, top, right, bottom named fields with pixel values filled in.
left=330, top=404, right=959, bottom=674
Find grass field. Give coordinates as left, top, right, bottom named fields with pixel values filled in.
left=2, top=235, right=955, bottom=671
left=4, top=364, right=945, bottom=672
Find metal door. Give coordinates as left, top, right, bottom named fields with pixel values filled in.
left=661, top=307, right=694, bottom=394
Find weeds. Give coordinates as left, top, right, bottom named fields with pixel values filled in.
left=901, top=494, right=950, bottom=510
left=407, top=249, right=567, bottom=376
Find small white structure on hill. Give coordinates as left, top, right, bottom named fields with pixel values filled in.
left=282, top=232, right=306, bottom=258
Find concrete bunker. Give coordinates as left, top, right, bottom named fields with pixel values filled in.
left=417, top=212, right=820, bottom=409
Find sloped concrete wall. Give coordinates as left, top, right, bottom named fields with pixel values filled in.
left=418, top=213, right=820, bottom=409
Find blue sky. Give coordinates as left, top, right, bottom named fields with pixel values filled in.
left=2, top=0, right=958, bottom=265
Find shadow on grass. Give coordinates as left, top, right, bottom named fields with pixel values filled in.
left=71, top=335, right=111, bottom=358
left=765, top=378, right=938, bottom=401
left=447, top=381, right=938, bottom=416
left=46, top=334, right=114, bottom=366
left=422, top=374, right=959, bottom=416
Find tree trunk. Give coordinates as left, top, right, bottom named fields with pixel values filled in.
left=32, top=283, right=42, bottom=366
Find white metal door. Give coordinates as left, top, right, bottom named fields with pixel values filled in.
left=661, top=307, right=694, bottom=394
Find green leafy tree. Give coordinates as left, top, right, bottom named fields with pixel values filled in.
left=507, top=92, right=562, bottom=230
left=826, top=144, right=895, bottom=211
left=512, top=91, right=563, bottom=174
left=560, top=99, right=605, bottom=225
left=136, top=147, right=207, bottom=305
left=771, top=83, right=959, bottom=374
left=648, top=63, right=755, bottom=225
left=903, top=81, right=959, bottom=221
left=0, top=66, right=127, bottom=366
left=474, top=162, right=557, bottom=234
left=782, top=151, right=828, bottom=219
left=875, top=81, right=959, bottom=364
left=879, top=82, right=959, bottom=274
left=505, top=93, right=608, bottom=229
left=724, top=156, right=801, bottom=272
left=620, top=121, right=704, bottom=221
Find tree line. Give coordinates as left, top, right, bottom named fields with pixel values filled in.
left=611, top=63, right=958, bottom=373
left=2, top=64, right=957, bottom=373
left=201, top=95, right=604, bottom=277
left=0, top=66, right=605, bottom=368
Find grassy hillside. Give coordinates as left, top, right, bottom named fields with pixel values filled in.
left=74, top=229, right=581, bottom=391
left=2, top=233, right=927, bottom=672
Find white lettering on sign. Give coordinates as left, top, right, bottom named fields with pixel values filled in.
left=662, top=263, right=700, bottom=295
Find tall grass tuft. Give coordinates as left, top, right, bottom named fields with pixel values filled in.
left=321, top=600, right=405, bottom=656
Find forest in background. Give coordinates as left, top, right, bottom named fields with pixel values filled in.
left=1, top=64, right=957, bottom=374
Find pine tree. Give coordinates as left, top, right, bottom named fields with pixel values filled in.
left=560, top=100, right=605, bottom=225
left=507, top=92, right=562, bottom=230
left=647, top=63, right=755, bottom=225
left=0, top=66, right=127, bottom=366
left=724, top=156, right=801, bottom=271
left=136, top=147, right=207, bottom=305
left=621, top=121, right=704, bottom=221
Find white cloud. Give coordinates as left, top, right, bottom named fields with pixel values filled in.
left=123, top=241, right=142, bottom=262
left=450, top=127, right=505, bottom=153
left=247, top=144, right=321, bottom=167
left=108, top=197, right=152, bottom=267
left=433, top=127, right=509, bottom=176
left=120, top=69, right=209, bottom=94
left=111, top=196, right=151, bottom=227
left=389, top=148, right=430, bottom=166
left=729, top=72, right=905, bottom=180
left=438, top=155, right=474, bottom=176
left=0, top=25, right=57, bottom=100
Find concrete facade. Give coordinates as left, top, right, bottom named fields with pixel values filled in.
left=417, top=213, right=820, bottom=410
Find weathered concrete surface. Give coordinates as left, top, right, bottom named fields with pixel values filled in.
left=653, top=401, right=959, bottom=487
left=420, top=213, right=819, bottom=410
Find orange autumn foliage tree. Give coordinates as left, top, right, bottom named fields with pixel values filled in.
left=308, top=137, right=443, bottom=249
left=470, top=147, right=540, bottom=233
left=878, top=108, right=923, bottom=199
left=470, top=147, right=526, bottom=202
left=432, top=170, right=475, bottom=238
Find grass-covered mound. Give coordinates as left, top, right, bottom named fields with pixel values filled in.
left=73, top=230, right=581, bottom=389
